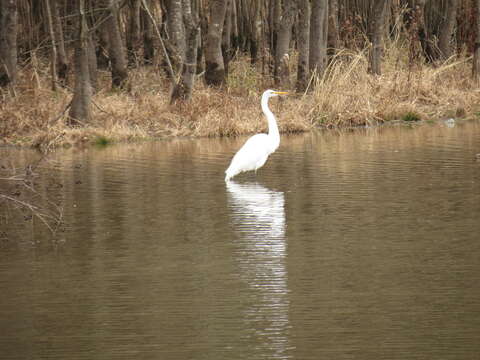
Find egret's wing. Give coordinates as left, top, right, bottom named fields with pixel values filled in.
left=226, top=134, right=270, bottom=178
left=232, top=134, right=269, bottom=168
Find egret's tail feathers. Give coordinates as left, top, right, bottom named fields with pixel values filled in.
left=225, top=169, right=233, bottom=182
left=225, top=164, right=240, bottom=182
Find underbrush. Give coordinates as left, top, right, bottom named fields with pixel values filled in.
left=310, top=44, right=479, bottom=127
left=1, top=42, right=479, bottom=149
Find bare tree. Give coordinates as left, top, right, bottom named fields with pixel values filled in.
left=327, top=0, right=339, bottom=57
left=413, top=0, right=435, bottom=62
left=69, top=0, right=93, bottom=125
left=221, top=0, right=232, bottom=74
left=127, top=0, right=142, bottom=66
left=248, top=0, right=262, bottom=65
left=474, top=0, right=480, bottom=81
left=271, top=0, right=282, bottom=56
left=296, top=0, right=310, bottom=92
left=165, top=0, right=186, bottom=72
left=141, top=0, right=155, bottom=64
left=230, top=0, right=239, bottom=59
left=100, top=0, right=129, bottom=89
left=368, top=0, right=388, bottom=75
left=205, top=0, right=228, bottom=86
left=87, top=28, right=98, bottom=91
left=52, top=0, right=68, bottom=85
left=309, top=0, right=328, bottom=80
left=44, top=0, right=58, bottom=91
left=171, top=0, right=200, bottom=102
left=438, top=0, right=458, bottom=60
left=274, top=1, right=297, bottom=86
left=0, top=0, right=17, bottom=95
left=416, top=0, right=458, bottom=62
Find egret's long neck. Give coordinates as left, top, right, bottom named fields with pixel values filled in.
left=261, top=95, right=280, bottom=146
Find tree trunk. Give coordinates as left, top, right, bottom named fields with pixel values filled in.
left=171, top=0, right=200, bottom=103
left=235, top=0, right=247, bottom=53
left=0, top=0, right=17, bottom=95
left=52, top=0, right=68, bottom=86
left=473, top=0, right=480, bottom=81
left=230, top=0, right=239, bottom=59
left=296, top=0, right=310, bottom=92
left=406, top=0, right=430, bottom=63
left=69, top=0, right=92, bottom=125
left=141, top=1, right=155, bottom=64
left=195, top=0, right=206, bottom=74
left=45, top=0, right=57, bottom=91
left=368, top=0, right=387, bottom=75
left=100, top=0, right=129, bottom=89
left=205, top=0, right=228, bottom=86
left=87, top=31, right=98, bottom=92
left=274, top=0, right=297, bottom=86
left=249, top=0, right=261, bottom=65
left=421, top=0, right=455, bottom=62
left=222, top=0, right=232, bottom=74
left=438, top=0, right=458, bottom=60
left=165, top=0, right=186, bottom=72
left=96, top=18, right=110, bottom=69
left=271, top=0, right=281, bottom=57
left=127, top=0, right=141, bottom=66
left=327, top=0, right=339, bottom=57
left=309, top=0, right=328, bottom=80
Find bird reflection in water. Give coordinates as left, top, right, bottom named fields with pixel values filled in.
left=226, top=181, right=291, bottom=359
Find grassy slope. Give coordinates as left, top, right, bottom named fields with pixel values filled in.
left=1, top=42, right=479, bottom=149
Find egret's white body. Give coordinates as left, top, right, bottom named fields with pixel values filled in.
left=225, top=90, right=286, bottom=182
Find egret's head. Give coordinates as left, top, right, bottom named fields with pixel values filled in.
left=263, top=89, right=288, bottom=98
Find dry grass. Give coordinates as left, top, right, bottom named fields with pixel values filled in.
left=311, top=42, right=480, bottom=127
left=1, top=42, right=479, bottom=149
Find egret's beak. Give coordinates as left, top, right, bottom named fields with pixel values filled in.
left=274, top=91, right=288, bottom=95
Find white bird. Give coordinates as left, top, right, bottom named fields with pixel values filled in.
left=225, top=89, right=287, bottom=182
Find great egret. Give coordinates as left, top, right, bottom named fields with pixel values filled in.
left=225, top=89, right=287, bottom=182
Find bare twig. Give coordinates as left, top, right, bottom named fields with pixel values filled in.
left=140, top=0, right=176, bottom=81
left=1, top=155, right=63, bottom=235
left=0, top=194, right=59, bottom=233
left=49, top=99, right=73, bottom=125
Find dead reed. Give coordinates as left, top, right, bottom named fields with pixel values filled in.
left=311, top=43, right=479, bottom=127
left=1, top=41, right=479, bottom=149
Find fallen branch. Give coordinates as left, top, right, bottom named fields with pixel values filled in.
left=0, top=155, right=64, bottom=237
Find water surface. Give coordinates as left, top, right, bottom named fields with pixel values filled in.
left=1, top=120, right=480, bottom=359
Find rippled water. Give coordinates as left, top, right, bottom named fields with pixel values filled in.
left=1, top=120, right=480, bottom=360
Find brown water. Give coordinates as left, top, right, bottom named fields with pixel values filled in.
left=1, top=120, right=480, bottom=360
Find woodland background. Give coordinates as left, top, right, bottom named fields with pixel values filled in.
left=0, top=0, right=480, bottom=148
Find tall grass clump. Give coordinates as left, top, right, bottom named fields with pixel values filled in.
left=309, top=38, right=479, bottom=128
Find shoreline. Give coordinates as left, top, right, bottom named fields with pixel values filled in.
left=2, top=52, right=480, bottom=150
left=2, top=116, right=477, bottom=153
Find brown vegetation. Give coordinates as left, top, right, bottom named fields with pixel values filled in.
left=1, top=0, right=480, bottom=149
left=1, top=42, right=478, bottom=150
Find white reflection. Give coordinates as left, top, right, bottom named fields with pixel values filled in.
left=444, top=118, right=455, bottom=128
left=227, top=181, right=291, bottom=359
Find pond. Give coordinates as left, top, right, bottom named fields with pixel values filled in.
left=1, top=120, right=480, bottom=360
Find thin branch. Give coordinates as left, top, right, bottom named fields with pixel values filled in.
left=1, top=154, right=64, bottom=235
left=140, top=0, right=176, bottom=81
left=0, top=194, right=58, bottom=233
